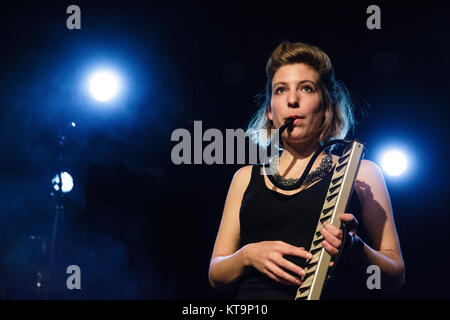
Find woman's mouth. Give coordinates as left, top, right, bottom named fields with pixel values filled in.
left=287, top=115, right=305, bottom=125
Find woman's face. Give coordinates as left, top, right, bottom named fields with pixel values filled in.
left=268, top=63, right=326, bottom=144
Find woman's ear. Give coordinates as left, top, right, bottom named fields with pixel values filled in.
left=267, top=104, right=272, bottom=121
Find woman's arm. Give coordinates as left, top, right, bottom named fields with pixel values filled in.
left=321, top=159, right=405, bottom=293
left=208, top=165, right=253, bottom=289
left=209, top=166, right=311, bottom=289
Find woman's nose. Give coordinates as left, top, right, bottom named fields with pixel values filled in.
left=288, top=101, right=299, bottom=108
left=287, top=91, right=299, bottom=108
left=287, top=94, right=300, bottom=108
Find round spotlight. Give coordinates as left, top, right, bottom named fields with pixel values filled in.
left=52, top=172, right=74, bottom=193
left=380, top=150, right=408, bottom=177
left=89, top=70, right=120, bottom=102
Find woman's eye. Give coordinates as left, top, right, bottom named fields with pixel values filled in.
left=275, top=87, right=286, bottom=94
left=302, top=86, right=314, bottom=93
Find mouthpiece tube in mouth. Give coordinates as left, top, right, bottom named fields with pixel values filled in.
left=268, top=118, right=294, bottom=153
left=279, top=118, right=294, bottom=135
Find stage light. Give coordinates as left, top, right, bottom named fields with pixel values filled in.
left=52, top=172, right=74, bottom=193
left=89, top=70, right=121, bottom=102
left=380, top=149, right=408, bottom=177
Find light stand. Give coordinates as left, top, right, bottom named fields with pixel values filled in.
left=46, top=133, right=67, bottom=299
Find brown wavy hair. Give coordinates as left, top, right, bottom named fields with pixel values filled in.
left=246, top=41, right=356, bottom=148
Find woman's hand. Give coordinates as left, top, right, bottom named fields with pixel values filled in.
left=243, top=241, right=313, bottom=286
left=320, top=213, right=359, bottom=262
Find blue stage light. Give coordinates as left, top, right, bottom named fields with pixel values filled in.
left=52, top=172, right=74, bottom=193
left=380, top=149, right=408, bottom=177
left=89, top=70, right=121, bottom=102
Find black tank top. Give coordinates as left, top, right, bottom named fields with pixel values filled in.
left=236, top=163, right=366, bottom=300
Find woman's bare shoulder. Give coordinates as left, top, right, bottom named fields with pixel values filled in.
left=357, top=159, right=383, bottom=180
left=354, top=159, right=388, bottom=201
left=223, top=165, right=254, bottom=207
left=232, top=165, right=254, bottom=189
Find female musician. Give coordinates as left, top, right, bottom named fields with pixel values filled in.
left=208, top=41, right=404, bottom=299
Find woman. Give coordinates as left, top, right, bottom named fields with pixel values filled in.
left=208, top=41, right=404, bottom=299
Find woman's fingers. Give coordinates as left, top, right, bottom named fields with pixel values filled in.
left=322, top=221, right=343, bottom=238
left=322, top=240, right=339, bottom=256
left=282, top=243, right=313, bottom=260
left=320, top=223, right=342, bottom=248
left=278, top=257, right=307, bottom=279
left=339, top=213, right=358, bottom=236
left=264, top=261, right=303, bottom=286
left=261, top=265, right=289, bottom=285
left=340, top=213, right=356, bottom=222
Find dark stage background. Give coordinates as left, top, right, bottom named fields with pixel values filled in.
left=0, top=0, right=449, bottom=299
